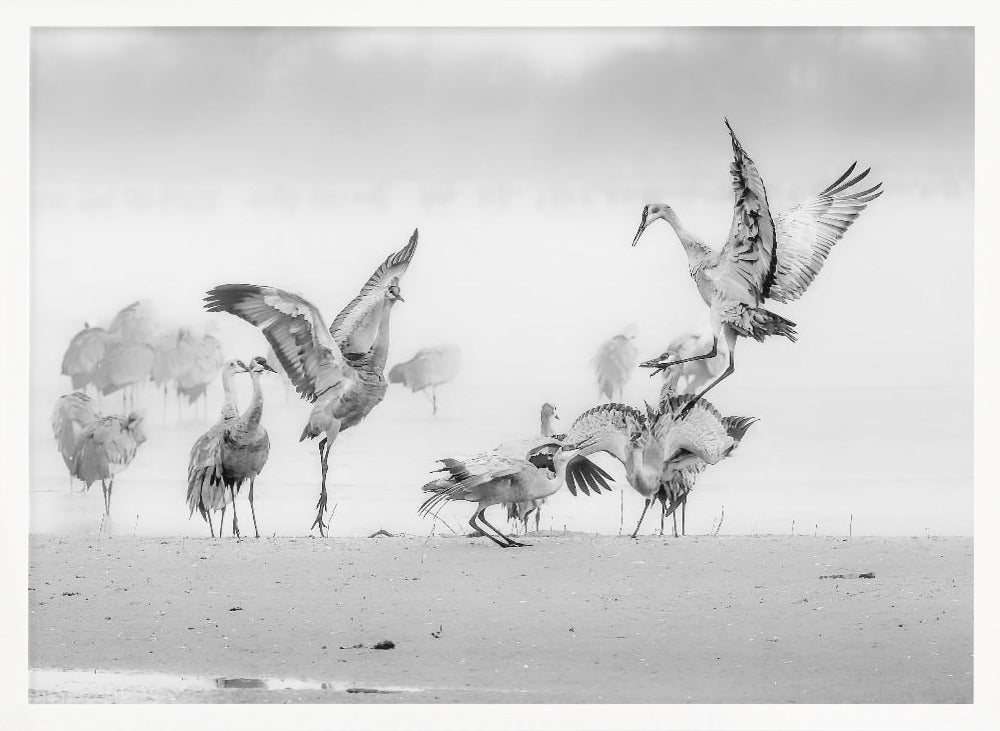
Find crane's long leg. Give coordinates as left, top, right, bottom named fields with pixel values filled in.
left=249, top=478, right=260, bottom=538
left=681, top=494, right=687, bottom=536
left=642, top=337, right=718, bottom=376
left=480, top=508, right=526, bottom=547
left=431, top=386, right=438, bottom=416
left=535, top=504, right=541, bottom=534
left=631, top=499, right=652, bottom=538
left=208, top=509, right=215, bottom=538
left=680, top=328, right=737, bottom=417
left=673, top=511, right=679, bottom=538
left=219, top=505, right=227, bottom=538
left=230, top=485, right=240, bottom=539
left=469, top=510, right=510, bottom=548
left=312, top=436, right=335, bottom=536
left=659, top=500, right=666, bottom=537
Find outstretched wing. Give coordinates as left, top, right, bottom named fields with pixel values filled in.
left=562, top=403, right=646, bottom=466
left=716, top=120, right=778, bottom=305
left=330, top=229, right=419, bottom=357
left=769, top=164, right=883, bottom=303
left=204, top=284, right=343, bottom=402
left=653, top=395, right=736, bottom=466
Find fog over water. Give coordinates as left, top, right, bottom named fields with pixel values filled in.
left=30, top=28, right=972, bottom=537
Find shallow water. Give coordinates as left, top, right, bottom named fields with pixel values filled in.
left=31, top=367, right=972, bottom=539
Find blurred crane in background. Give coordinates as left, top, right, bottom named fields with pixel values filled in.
left=51, top=392, right=100, bottom=491
left=592, top=326, right=638, bottom=402
left=388, top=344, right=461, bottom=415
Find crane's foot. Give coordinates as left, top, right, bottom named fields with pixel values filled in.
left=311, top=491, right=329, bottom=537
left=506, top=540, right=529, bottom=547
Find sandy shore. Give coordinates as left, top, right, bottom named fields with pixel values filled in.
left=28, top=534, right=972, bottom=703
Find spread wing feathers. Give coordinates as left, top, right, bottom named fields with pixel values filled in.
left=71, top=416, right=142, bottom=486
left=653, top=394, right=738, bottom=466
left=563, top=403, right=646, bottom=465
left=51, top=393, right=101, bottom=469
left=722, top=415, right=758, bottom=444
left=718, top=119, right=778, bottom=304
left=330, top=229, right=419, bottom=357
left=417, top=453, right=528, bottom=517
left=205, top=284, right=343, bottom=402
left=769, top=164, right=883, bottom=303
left=592, top=335, right=639, bottom=398
left=186, top=423, right=234, bottom=519
left=563, top=455, right=616, bottom=497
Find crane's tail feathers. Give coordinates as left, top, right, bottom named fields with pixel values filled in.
left=722, top=415, right=759, bottom=444
left=417, top=476, right=467, bottom=518
left=564, top=455, right=615, bottom=497
left=729, top=307, right=798, bottom=343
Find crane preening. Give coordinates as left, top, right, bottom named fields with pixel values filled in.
left=632, top=119, right=882, bottom=415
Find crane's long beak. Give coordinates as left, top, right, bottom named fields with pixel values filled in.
left=632, top=220, right=647, bottom=247
left=261, top=361, right=277, bottom=373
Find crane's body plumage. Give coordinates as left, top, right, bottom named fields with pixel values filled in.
left=634, top=120, right=882, bottom=412
left=51, top=392, right=101, bottom=483
left=204, top=229, right=419, bottom=535
left=388, top=345, right=461, bottom=415
left=69, top=410, right=147, bottom=526
left=593, top=329, right=639, bottom=402
left=501, top=403, right=561, bottom=533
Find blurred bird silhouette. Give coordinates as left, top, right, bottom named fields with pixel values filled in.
left=51, top=392, right=100, bottom=491
left=388, top=344, right=461, bottom=415
left=205, top=229, right=419, bottom=536
left=94, top=341, right=156, bottom=413
left=61, top=323, right=114, bottom=393
left=151, top=328, right=198, bottom=422
left=654, top=332, right=727, bottom=397
left=70, top=410, right=147, bottom=529
left=633, top=120, right=882, bottom=414
left=592, top=326, right=639, bottom=402
left=187, top=357, right=275, bottom=538
left=175, top=331, right=226, bottom=419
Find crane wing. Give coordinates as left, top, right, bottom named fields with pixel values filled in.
left=204, top=284, right=343, bottom=402
left=768, top=164, right=883, bottom=303
left=186, top=422, right=231, bottom=516
left=716, top=120, right=778, bottom=305
left=61, top=327, right=111, bottom=377
left=562, top=403, right=646, bottom=466
left=653, top=395, right=738, bottom=466
left=330, top=229, right=419, bottom=357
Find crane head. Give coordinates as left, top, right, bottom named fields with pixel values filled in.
left=224, top=359, right=249, bottom=375
left=386, top=277, right=405, bottom=303
left=632, top=203, right=671, bottom=247
left=249, top=355, right=277, bottom=374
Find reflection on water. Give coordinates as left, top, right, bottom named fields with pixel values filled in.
left=29, top=668, right=424, bottom=701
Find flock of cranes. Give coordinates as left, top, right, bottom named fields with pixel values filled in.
left=49, top=120, right=881, bottom=546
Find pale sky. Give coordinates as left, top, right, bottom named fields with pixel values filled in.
left=30, top=27, right=973, bottom=404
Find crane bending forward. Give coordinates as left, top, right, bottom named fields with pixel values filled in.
left=632, top=120, right=882, bottom=414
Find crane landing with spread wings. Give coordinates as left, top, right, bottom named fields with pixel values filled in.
left=632, top=120, right=882, bottom=414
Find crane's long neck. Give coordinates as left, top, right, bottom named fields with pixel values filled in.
left=625, top=446, right=661, bottom=498
left=540, top=413, right=556, bottom=437
left=366, top=302, right=394, bottom=373
left=220, top=369, right=240, bottom=420
left=237, top=370, right=264, bottom=430
left=662, top=207, right=709, bottom=267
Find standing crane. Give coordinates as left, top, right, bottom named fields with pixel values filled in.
left=204, top=229, right=419, bottom=536
left=61, top=324, right=114, bottom=394
left=592, top=326, right=639, bottom=402
left=94, top=341, right=155, bottom=413
left=504, top=402, right=561, bottom=534
left=418, top=434, right=610, bottom=548
left=388, top=344, right=462, bottom=415
left=51, top=392, right=100, bottom=490
left=631, top=120, right=882, bottom=414
left=151, top=328, right=198, bottom=422
left=175, top=331, right=226, bottom=419
left=69, top=411, right=147, bottom=529
left=187, top=357, right=275, bottom=538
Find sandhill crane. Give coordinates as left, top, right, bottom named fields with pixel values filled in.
left=175, top=332, right=226, bottom=419
left=593, top=326, right=639, bottom=402
left=503, top=402, right=561, bottom=534
left=632, top=120, right=882, bottom=414
left=51, top=392, right=100, bottom=490
left=418, top=435, right=610, bottom=548
left=559, top=395, right=755, bottom=538
left=108, top=300, right=156, bottom=345
left=151, top=328, right=198, bottom=421
left=205, top=229, right=419, bottom=536
left=61, top=324, right=114, bottom=393
left=69, top=411, right=147, bottom=528
left=94, top=341, right=156, bottom=413
left=187, top=357, right=275, bottom=538
left=388, top=344, right=461, bottom=415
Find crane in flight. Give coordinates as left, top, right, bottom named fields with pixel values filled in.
left=632, top=120, right=882, bottom=414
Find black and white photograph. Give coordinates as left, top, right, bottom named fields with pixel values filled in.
left=1, top=2, right=995, bottom=729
